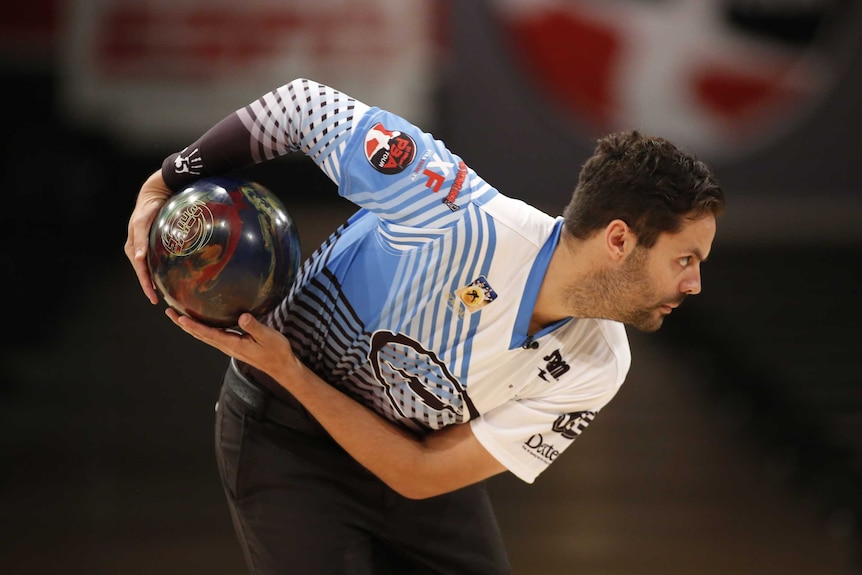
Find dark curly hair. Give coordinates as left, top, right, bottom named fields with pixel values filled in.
left=563, top=130, right=724, bottom=248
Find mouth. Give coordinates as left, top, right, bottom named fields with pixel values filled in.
left=660, top=296, right=686, bottom=313
left=659, top=302, right=680, bottom=314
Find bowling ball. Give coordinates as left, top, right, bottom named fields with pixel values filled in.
left=147, top=177, right=301, bottom=328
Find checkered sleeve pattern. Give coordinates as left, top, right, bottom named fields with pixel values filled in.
left=161, top=78, right=368, bottom=191
left=236, top=78, right=369, bottom=185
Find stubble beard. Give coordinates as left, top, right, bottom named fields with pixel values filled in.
left=566, top=247, right=665, bottom=333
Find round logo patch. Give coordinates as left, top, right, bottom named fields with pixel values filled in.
left=160, top=198, right=214, bottom=256
left=364, top=122, right=416, bottom=174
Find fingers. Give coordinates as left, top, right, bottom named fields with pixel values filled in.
left=237, top=313, right=263, bottom=336
left=126, top=229, right=158, bottom=304
left=166, top=309, right=225, bottom=346
left=167, top=309, right=269, bottom=370
left=167, top=309, right=253, bottom=345
left=166, top=310, right=297, bottom=386
left=126, top=170, right=173, bottom=305
left=127, top=212, right=159, bottom=304
left=237, top=313, right=284, bottom=351
left=133, top=250, right=160, bottom=305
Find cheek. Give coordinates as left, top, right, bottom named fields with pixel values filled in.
left=632, top=270, right=661, bottom=303
left=648, top=267, right=678, bottom=299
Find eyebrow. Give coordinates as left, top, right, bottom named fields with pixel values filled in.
left=691, top=248, right=708, bottom=263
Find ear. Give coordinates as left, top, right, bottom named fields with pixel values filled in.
left=604, top=219, right=636, bottom=261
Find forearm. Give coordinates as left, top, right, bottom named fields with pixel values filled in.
left=275, top=359, right=500, bottom=499
left=161, top=114, right=256, bottom=191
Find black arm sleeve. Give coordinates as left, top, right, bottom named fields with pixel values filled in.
left=160, top=114, right=255, bottom=192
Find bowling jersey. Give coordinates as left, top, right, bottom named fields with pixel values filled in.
left=163, top=78, right=631, bottom=483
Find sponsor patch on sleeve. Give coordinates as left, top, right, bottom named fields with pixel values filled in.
left=364, top=122, right=416, bottom=174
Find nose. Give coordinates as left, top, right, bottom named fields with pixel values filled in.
left=681, top=267, right=702, bottom=295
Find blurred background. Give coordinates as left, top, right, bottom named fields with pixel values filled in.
left=2, top=1, right=861, bottom=574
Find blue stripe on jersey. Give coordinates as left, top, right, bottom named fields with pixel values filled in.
left=342, top=174, right=407, bottom=205
left=349, top=185, right=461, bottom=229
left=435, top=224, right=466, bottom=360
left=471, top=179, right=498, bottom=206
left=509, top=219, right=565, bottom=350
left=390, top=246, right=427, bottom=329
left=448, top=211, right=481, bottom=374
left=305, top=111, right=354, bottom=159
left=457, top=209, right=496, bottom=381
left=438, top=206, right=488, bottom=377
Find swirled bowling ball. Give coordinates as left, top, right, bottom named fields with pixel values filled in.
left=147, top=177, right=301, bottom=328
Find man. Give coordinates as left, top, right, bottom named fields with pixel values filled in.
left=126, top=78, right=724, bottom=574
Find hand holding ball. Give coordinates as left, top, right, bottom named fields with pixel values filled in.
left=147, top=177, right=301, bottom=328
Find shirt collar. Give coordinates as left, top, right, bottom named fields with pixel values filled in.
left=509, top=218, right=572, bottom=350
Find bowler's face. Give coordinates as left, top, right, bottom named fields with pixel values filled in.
left=622, top=214, right=717, bottom=332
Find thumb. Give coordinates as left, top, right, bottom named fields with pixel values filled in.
left=237, top=312, right=262, bottom=334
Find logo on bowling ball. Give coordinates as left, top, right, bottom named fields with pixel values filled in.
left=160, top=199, right=214, bottom=256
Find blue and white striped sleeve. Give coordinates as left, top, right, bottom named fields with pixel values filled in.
left=335, top=106, right=498, bottom=228
left=236, top=78, right=370, bottom=185
left=161, top=78, right=369, bottom=191
left=160, top=78, right=497, bottom=230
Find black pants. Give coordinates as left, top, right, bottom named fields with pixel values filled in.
left=215, top=360, right=511, bottom=575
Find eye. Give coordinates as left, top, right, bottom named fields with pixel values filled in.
left=679, top=256, right=692, bottom=268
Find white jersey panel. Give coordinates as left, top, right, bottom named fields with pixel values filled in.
left=470, top=316, right=630, bottom=483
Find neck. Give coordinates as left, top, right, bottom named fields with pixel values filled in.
left=529, top=232, right=595, bottom=334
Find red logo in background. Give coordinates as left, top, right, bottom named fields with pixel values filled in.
left=365, top=122, right=416, bottom=174
left=496, top=0, right=856, bottom=160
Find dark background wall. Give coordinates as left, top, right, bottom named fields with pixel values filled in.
left=2, top=2, right=861, bottom=574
